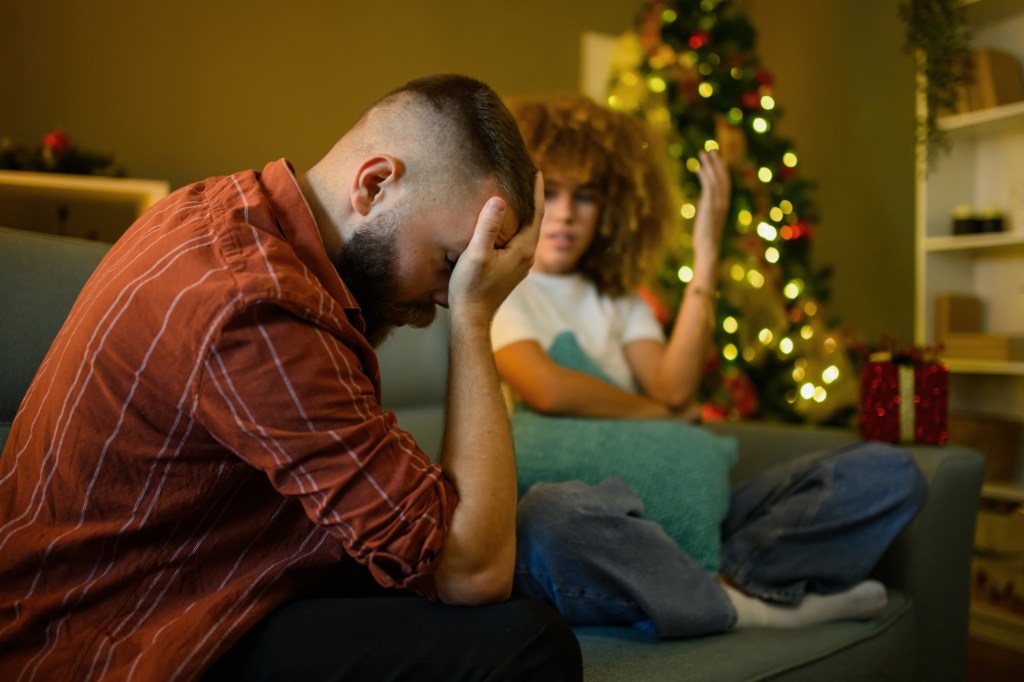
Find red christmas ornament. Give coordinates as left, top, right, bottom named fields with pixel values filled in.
left=688, top=30, right=710, bottom=50
left=723, top=367, right=759, bottom=418
left=740, top=91, right=761, bottom=109
left=703, top=350, right=722, bottom=376
left=700, top=403, right=729, bottom=422
left=41, top=129, right=71, bottom=156
left=755, top=69, right=773, bottom=86
left=777, top=165, right=796, bottom=182
left=780, top=222, right=814, bottom=241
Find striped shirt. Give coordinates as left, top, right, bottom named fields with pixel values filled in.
left=0, top=159, right=457, bottom=681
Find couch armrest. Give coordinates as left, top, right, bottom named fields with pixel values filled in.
left=705, top=420, right=984, bottom=682
left=872, top=443, right=984, bottom=682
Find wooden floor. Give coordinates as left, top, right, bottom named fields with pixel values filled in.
left=967, top=637, right=1024, bottom=681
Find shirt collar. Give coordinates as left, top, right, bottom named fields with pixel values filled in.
left=259, top=159, right=363, bottom=318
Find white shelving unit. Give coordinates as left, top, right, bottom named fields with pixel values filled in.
left=915, top=0, right=1024, bottom=484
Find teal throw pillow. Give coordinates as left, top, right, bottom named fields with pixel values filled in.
left=512, top=332, right=737, bottom=572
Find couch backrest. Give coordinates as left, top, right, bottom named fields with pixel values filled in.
left=0, top=227, right=112, bottom=449
left=375, top=311, right=449, bottom=408
left=375, top=313, right=450, bottom=459
left=0, top=225, right=452, bottom=456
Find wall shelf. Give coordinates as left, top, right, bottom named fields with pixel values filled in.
left=925, top=231, right=1024, bottom=252
left=946, top=359, right=1024, bottom=377
left=939, top=100, right=1024, bottom=132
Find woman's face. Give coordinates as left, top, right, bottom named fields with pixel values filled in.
left=532, top=172, right=602, bottom=275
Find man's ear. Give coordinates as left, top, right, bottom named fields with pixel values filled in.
left=351, top=154, right=403, bottom=216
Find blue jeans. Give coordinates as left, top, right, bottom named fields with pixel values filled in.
left=514, top=441, right=927, bottom=638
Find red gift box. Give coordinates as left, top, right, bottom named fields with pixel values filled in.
left=859, top=355, right=949, bottom=445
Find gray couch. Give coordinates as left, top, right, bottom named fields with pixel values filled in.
left=1, top=226, right=985, bottom=681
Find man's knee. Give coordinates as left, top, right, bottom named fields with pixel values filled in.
left=494, top=597, right=583, bottom=681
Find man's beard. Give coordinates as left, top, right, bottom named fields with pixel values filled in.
left=333, top=210, right=436, bottom=347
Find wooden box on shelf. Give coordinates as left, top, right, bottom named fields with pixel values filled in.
left=943, top=333, right=1024, bottom=362
left=934, top=293, right=1024, bottom=362
left=959, top=47, right=1024, bottom=112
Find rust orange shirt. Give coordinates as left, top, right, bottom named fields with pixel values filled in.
left=0, top=159, right=456, bottom=681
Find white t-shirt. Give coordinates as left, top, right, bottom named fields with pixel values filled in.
left=491, top=272, right=665, bottom=392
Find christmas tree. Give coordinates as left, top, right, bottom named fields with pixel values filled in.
left=604, top=0, right=858, bottom=424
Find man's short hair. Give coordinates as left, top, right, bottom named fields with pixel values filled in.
left=376, top=75, right=537, bottom=227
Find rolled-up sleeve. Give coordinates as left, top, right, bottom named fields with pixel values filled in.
left=196, top=301, right=456, bottom=595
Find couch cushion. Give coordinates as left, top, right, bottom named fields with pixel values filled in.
left=576, top=590, right=915, bottom=681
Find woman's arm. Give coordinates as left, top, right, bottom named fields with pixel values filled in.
left=495, top=340, right=670, bottom=419
left=627, top=150, right=730, bottom=412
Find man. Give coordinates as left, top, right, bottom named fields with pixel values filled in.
left=0, top=75, right=581, bottom=681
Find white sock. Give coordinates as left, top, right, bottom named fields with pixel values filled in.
left=723, top=580, right=888, bottom=629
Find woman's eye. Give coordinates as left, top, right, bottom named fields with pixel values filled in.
left=575, top=191, right=597, bottom=204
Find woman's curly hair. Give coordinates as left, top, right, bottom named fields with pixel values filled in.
left=507, top=95, right=676, bottom=297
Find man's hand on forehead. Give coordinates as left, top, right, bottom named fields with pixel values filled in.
left=493, top=208, right=518, bottom=250
left=446, top=173, right=542, bottom=322
left=491, top=174, right=544, bottom=251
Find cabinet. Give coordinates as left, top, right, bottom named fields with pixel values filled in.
left=970, top=482, right=1024, bottom=653
left=0, top=170, right=169, bottom=243
left=915, top=0, right=1024, bottom=485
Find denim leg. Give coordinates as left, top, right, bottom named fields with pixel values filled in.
left=515, top=477, right=736, bottom=639
left=721, top=442, right=927, bottom=604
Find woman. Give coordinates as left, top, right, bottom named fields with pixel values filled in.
left=495, top=95, right=926, bottom=639
left=493, top=95, right=728, bottom=420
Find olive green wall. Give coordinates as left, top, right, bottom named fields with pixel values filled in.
left=0, top=0, right=647, bottom=189
left=0, top=0, right=914, bottom=343
left=746, top=0, right=916, bottom=344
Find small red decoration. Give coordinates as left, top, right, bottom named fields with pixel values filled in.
left=41, top=129, right=71, bottom=155
left=755, top=69, right=774, bottom=86
left=700, top=403, right=728, bottom=422
left=740, top=91, right=761, bottom=109
left=858, top=346, right=949, bottom=445
left=780, top=220, right=814, bottom=241
left=722, top=367, right=759, bottom=418
left=688, top=30, right=710, bottom=49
